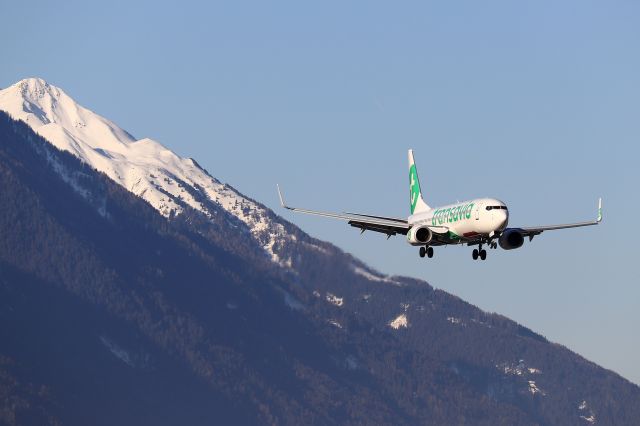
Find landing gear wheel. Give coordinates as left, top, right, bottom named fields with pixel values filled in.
left=472, top=249, right=479, bottom=260
left=480, top=249, right=487, bottom=260
left=419, top=247, right=426, bottom=258
left=427, top=247, right=434, bottom=258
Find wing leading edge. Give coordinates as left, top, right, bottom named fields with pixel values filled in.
left=514, top=198, right=602, bottom=239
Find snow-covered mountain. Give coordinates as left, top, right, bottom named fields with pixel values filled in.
left=0, top=78, right=290, bottom=266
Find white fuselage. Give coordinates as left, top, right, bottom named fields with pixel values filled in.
left=408, top=198, right=509, bottom=243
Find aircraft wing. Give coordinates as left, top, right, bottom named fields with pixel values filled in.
left=512, top=198, right=602, bottom=239
left=277, top=185, right=445, bottom=237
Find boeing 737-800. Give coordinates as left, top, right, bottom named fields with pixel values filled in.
left=277, top=150, right=602, bottom=260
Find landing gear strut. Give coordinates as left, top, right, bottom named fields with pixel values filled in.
left=419, top=246, right=434, bottom=259
left=472, top=245, right=487, bottom=261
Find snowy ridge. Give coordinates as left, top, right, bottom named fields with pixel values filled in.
left=0, top=78, right=291, bottom=266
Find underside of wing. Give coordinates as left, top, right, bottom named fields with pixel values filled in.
left=277, top=185, right=412, bottom=237
left=344, top=211, right=412, bottom=236
left=347, top=220, right=410, bottom=236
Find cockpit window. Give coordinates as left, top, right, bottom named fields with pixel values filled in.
left=486, top=205, right=507, bottom=211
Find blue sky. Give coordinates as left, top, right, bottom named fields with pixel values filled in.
left=2, top=1, right=639, bottom=384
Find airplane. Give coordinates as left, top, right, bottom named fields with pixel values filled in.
left=277, top=150, right=602, bottom=260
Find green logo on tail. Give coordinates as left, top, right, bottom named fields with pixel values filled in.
left=409, top=165, right=420, bottom=214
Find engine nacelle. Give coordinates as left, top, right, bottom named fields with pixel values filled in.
left=407, top=226, right=433, bottom=246
left=498, top=229, right=525, bottom=250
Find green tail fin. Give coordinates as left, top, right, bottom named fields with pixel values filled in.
left=408, top=149, right=431, bottom=215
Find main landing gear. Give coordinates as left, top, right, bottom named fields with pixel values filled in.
left=419, top=246, right=434, bottom=259
left=472, top=245, right=487, bottom=261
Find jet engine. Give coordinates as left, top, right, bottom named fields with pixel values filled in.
left=407, top=226, right=433, bottom=246
left=498, top=229, right=525, bottom=250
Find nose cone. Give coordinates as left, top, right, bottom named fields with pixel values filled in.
left=495, top=210, right=508, bottom=230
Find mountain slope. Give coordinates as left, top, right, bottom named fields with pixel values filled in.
left=1, top=79, right=639, bottom=425
left=0, top=78, right=291, bottom=266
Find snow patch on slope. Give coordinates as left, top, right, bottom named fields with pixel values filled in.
left=389, top=314, right=408, bottom=329
left=578, top=400, right=596, bottom=424
left=447, top=316, right=464, bottom=326
left=527, top=380, right=545, bottom=396
left=352, top=265, right=401, bottom=285
left=100, top=336, right=134, bottom=367
left=327, top=319, right=343, bottom=329
left=326, top=293, right=344, bottom=307
left=497, top=360, right=542, bottom=377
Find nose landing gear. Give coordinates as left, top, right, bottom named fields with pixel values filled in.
left=472, top=245, right=487, bottom=261
left=419, top=246, right=434, bottom=259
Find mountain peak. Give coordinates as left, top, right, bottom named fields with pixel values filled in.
left=0, top=77, right=136, bottom=152
left=1, top=77, right=60, bottom=125
left=13, top=76, right=54, bottom=91
left=9, top=77, right=65, bottom=109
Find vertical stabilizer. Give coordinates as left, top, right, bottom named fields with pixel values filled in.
left=408, top=150, right=431, bottom=215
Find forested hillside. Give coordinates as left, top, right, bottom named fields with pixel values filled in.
left=0, top=112, right=638, bottom=425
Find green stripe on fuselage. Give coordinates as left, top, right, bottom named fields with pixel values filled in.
left=446, top=230, right=460, bottom=241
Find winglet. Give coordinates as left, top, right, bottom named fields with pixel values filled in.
left=277, top=184, right=291, bottom=209
left=597, top=197, right=603, bottom=223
